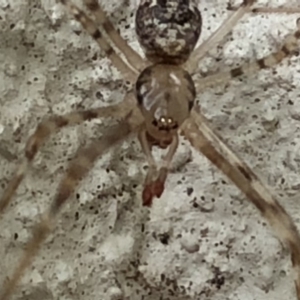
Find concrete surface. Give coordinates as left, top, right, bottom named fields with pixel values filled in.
left=1, top=0, right=300, bottom=299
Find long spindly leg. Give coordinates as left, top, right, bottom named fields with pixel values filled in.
left=60, top=0, right=138, bottom=81
left=83, top=0, right=147, bottom=73
left=183, top=109, right=300, bottom=300
left=229, top=2, right=300, bottom=14
left=251, top=7, right=300, bottom=14
left=186, top=0, right=255, bottom=73
left=0, top=96, right=135, bottom=217
left=0, top=112, right=143, bottom=300
left=191, top=20, right=300, bottom=92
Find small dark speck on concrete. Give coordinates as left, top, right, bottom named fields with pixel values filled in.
left=159, top=233, right=170, bottom=245
left=187, top=187, right=193, bottom=196
left=193, top=202, right=199, bottom=208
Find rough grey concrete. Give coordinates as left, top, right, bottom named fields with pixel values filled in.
left=1, top=0, right=300, bottom=299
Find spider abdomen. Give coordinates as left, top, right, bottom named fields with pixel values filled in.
left=135, top=0, right=202, bottom=64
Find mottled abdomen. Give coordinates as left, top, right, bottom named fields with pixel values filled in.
left=135, top=0, right=202, bottom=64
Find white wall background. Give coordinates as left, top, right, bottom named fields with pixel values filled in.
left=1, top=0, right=300, bottom=299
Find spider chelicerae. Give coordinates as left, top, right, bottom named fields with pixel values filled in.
left=1, top=0, right=300, bottom=299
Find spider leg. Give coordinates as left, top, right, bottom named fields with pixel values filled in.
left=229, top=2, right=300, bottom=14
left=183, top=108, right=300, bottom=300
left=0, top=96, right=135, bottom=216
left=186, top=0, right=255, bottom=73
left=60, top=0, right=138, bottom=81
left=192, top=21, right=300, bottom=92
left=251, top=7, right=300, bottom=14
left=0, top=111, right=143, bottom=300
left=83, top=0, right=147, bottom=72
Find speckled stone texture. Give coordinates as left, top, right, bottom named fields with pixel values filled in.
left=1, top=0, right=300, bottom=299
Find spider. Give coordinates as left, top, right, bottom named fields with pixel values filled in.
left=1, top=0, right=300, bottom=299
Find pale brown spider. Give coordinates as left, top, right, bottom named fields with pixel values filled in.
left=1, top=0, right=300, bottom=299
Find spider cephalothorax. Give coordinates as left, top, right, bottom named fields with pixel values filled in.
left=135, top=63, right=195, bottom=139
